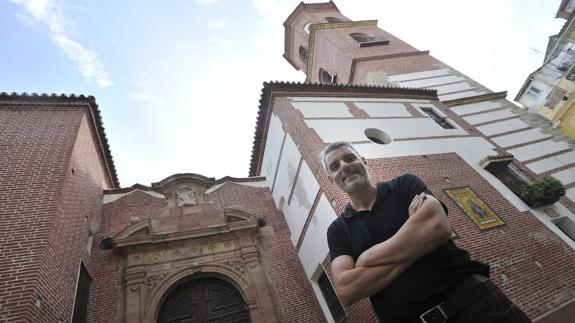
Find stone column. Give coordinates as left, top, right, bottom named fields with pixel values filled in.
left=241, top=238, right=279, bottom=323
left=124, top=270, right=146, bottom=323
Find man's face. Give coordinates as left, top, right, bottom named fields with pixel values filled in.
left=325, top=146, right=370, bottom=194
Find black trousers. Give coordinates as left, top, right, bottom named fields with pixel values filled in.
left=450, top=280, right=531, bottom=323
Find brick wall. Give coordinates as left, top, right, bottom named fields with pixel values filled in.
left=87, top=189, right=168, bottom=323
left=207, top=182, right=327, bottom=323
left=0, top=105, right=108, bottom=322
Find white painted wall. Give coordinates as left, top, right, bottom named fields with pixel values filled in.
left=272, top=134, right=301, bottom=209
left=433, top=82, right=474, bottom=95
left=260, top=113, right=285, bottom=188
left=305, top=118, right=467, bottom=143
left=282, top=161, right=321, bottom=245
left=491, top=129, right=551, bottom=148
left=298, top=194, right=338, bottom=279
left=439, top=90, right=487, bottom=101
left=476, top=118, right=529, bottom=136
left=388, top=68, right=450, bottom=82
left=526, top=151, right=575, bottom=174
left=450, top=100, right=504, bottom=116
left=291, top=101, right=353, bottom=118
left=552, top=168, right=575, bottom=185
left=399, top=75, right=465, bottom=88
left=508, top=140, right=570, bottom=162
left=463, top=109, right=516, bottom=125
left=354, top=102, right=411, bottom=117
left=567, top=187, right=575, bottom=203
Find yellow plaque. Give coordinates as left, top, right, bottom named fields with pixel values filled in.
left=444, top=187, right=505, bottom=230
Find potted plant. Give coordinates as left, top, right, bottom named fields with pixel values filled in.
left=520, top=177, right=566, bottom=208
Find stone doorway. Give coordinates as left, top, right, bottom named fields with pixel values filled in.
left=157, top=277, right=250, bottom=323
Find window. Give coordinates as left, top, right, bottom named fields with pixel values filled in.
left=421, top=107, right=454, bottom=129
left=319, top=68, right=337, bottom=84
left=317, top=270, right=345, bottom=321
left=72, top=264, right=91, bottom=323
left=304, top=22, right=311, bottom=34
left=485, top=160, right=533, bottom=198
left=324, top=16, right=342, bottom=23
left=299, top=46, right=308, bottom=65
left=552, top=217, right=575, bottom=242
left=350, top=32, right=389, bottom=47
left=365, top=128, right=392, bottom=144
left=527, top=86, right=541, bottom=97
left=545, top=87, right=568, bottom=109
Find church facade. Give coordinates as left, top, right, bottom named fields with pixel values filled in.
left=2, top=2, right=575, bottom=323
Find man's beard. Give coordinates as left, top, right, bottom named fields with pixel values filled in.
left=340, top=169, right=370, bottom=194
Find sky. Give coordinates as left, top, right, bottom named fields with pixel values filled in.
left=0, top=0, right=565, bottom=187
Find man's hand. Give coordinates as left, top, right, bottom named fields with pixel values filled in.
left=331, top=254, right=413, bottom=306
left=356, top=195, right=451, bottom=267
left=409, top=193, right=426, bottom=216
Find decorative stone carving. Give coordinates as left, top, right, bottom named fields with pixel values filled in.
left=226, top=259, right=246, bottom=274
left=176, top=186, right=198, bottom=206
left=127, top=254, right=142, bottom=266
left=147, top=272, right=169, bottom=292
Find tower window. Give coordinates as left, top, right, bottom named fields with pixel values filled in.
left=319, top=68, right=337, bottom=84
left=350, top=33, right=389, bottom=48
left=304, top=22, right=311, bottom=34
left=421, top=107, right=454, bottom=129
left=299, top=46, right=308, bottom=65
left=324, top=17, right=342, bottom=23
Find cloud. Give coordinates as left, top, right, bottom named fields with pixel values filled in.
left=208, top=18, right=227, bottom=29
left=11, top=0, right=112, bottom=88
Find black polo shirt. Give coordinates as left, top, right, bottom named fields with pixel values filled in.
left=327, top=173, right=489, bottom=323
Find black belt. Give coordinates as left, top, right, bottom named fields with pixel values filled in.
left=413, top=274, right=491, bottom=323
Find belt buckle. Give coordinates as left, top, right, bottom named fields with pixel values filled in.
left=419, top=303, right=447, bottom=323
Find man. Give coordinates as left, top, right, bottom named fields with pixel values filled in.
left=323, top=141, right=530, bottom=323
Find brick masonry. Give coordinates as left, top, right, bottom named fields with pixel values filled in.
left=0, top=103, right=110, bottom=322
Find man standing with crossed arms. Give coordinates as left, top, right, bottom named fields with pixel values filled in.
left=323, top=141, right=530, bottom=323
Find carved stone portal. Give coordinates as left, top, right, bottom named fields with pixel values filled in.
left=114, top=208, right=278, bottom=323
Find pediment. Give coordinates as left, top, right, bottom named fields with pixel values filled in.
left=225, top=209, right=256, bottom=223
left=114, top=219, right=152, bottom=240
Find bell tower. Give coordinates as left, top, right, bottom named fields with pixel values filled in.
left=283, top=2, right=423, bottom=85
left=282, top=2, right=349, bottom=75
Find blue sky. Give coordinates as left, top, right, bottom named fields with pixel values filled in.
left=0, top=0, right=565, bottom=187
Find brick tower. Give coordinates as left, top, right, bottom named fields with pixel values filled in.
left=0, top=93, right=118, bottom=322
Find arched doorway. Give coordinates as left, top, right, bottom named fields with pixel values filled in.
left=157, top=277, right=250, bottom=323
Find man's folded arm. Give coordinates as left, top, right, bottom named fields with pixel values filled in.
left=356, top=195, right=451, bottom=267
left=330, top=254, right=413, bottom=306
